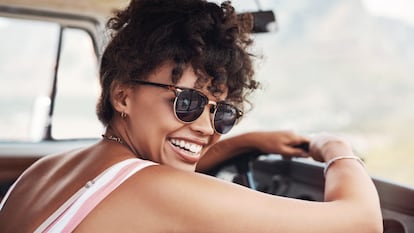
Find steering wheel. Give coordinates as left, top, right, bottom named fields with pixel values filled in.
left=203, top=150, right=265, bottom=190
left=203, top=142, right=310, bottom=192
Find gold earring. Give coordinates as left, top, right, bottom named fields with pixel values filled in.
left=121, top=112, right=127, bottom=118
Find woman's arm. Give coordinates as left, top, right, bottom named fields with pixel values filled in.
left=196, top=131, right=309, bottom=172
left=191, top=133, right=382, bottom=232
left=97, top=133, right=382, bottom=233
left=193, top=134, right=382, bottom=232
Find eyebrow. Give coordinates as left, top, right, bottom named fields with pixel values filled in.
left=132, top=79, right=228, bottom=103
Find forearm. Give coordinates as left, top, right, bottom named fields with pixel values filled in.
left=305, top=134, right=383, bottom=232
left=197, top=131, right=309, bottom=172
left=196, top=132, right=259, bottom=172
left=324, top=159, right=382, bottom=231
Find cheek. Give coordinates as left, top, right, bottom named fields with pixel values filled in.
left=128, top=98, right=182, bottom=157
left=130, top=94, right=182, bottom=137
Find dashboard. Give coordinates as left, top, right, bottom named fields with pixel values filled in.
left=207, top=154, right=414, bottom=233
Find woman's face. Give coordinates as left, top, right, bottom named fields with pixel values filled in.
left=124, top=63, right=225, bottom=171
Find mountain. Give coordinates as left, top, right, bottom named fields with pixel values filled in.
left=242, top=0, right=414, bottom=132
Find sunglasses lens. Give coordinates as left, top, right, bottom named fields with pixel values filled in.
left=213, top=104, right=238, bottom=134
left=175, top=89, right=207, bottom=122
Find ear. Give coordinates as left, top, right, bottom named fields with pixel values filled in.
left=110, top=81, right=133, bottom=114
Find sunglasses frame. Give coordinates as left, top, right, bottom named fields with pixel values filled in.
left=130, top=80, right=243, bottom=134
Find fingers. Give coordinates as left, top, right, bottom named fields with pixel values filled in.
left=292, top=142, right=310, bottom=152
left=265, top=131, right=355, bottom=162
left=255, top=130, right=310, bottom=156
left=280, top=141, right=310, bottom=157
left=280, top=146, right=309, bottom=157
left=273, top=131, right=310, bottom=157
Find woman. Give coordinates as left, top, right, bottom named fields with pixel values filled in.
left=0, top=0, right=382, bottom=232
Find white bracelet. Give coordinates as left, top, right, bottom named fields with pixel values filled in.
left=324, top=155, right=365, bottom=177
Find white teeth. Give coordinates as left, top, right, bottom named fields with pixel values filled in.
left=190, top=144, right=197, bottom=152
left=170, top=139, right=203, bottom=154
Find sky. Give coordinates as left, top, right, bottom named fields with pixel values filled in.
left=363, top=0, right=414, bottom=26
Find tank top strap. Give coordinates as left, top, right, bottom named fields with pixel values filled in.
left=35, top=158, right=157, bottom=233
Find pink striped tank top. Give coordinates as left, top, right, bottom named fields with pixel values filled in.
left=28, top=158, right=156, bottom=232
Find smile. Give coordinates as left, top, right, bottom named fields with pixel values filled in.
left=169, top=138, right=203, bottom=155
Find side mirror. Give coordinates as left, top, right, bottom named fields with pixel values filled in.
left=251, top=10, right=277, bottom=33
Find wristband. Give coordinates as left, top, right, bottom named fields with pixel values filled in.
left=324, top=155, right=365, bottom=177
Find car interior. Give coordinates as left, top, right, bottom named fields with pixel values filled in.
left=0, top=2, right=413, bottom=232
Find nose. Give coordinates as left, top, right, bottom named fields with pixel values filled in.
left=189, top=104, right=215, bottom=135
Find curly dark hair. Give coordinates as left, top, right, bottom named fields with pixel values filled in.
left=97, top=0, right=259, bottom=125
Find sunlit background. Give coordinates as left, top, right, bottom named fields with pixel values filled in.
left=0, top=0, right=413, bottom=187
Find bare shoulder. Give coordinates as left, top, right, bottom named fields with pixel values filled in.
left=0, top=149, right=84, bottom=232
left=74, top=162, right=365, bottom=233
left=0, top=143, right=128, bottom=232
left=75, top=165, right=280, bottom=233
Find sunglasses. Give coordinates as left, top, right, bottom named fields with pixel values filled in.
left=131, top=80, right=243, bottom=134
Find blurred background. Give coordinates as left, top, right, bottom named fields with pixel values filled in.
left=0, top=0, right=413, bottom=187
left=0, top=0, right=124, bottom=16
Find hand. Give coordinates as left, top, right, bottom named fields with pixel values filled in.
left=251, top=131, right=310, bottom=157
left=196, top=130, right=309, bottom=172
left=309, top=133, right=354, bottom=162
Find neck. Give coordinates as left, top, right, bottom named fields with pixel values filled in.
left=102, top=124, right=139, bottom=157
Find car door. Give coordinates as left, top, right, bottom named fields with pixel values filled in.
left=0, top=5, right=103, bottom=199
